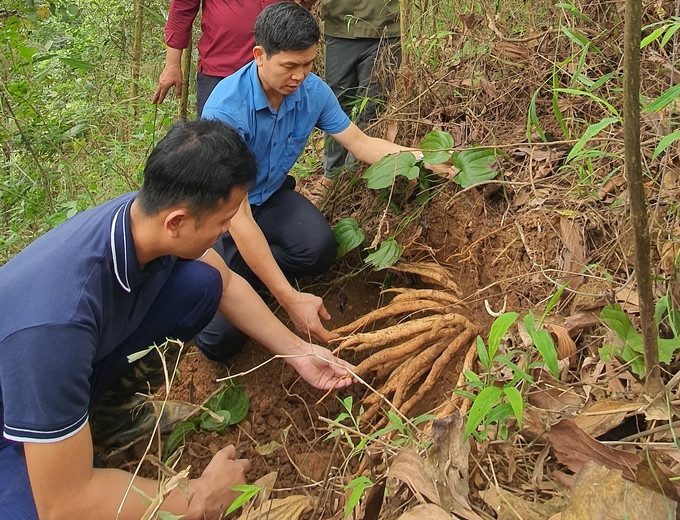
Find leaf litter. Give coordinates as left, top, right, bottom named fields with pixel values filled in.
left=108, top=1, right=680, bottom=517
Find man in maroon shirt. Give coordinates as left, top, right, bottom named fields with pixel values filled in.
left=152, top=0, right=279, bottom=116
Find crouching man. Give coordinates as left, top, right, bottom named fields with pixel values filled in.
left=0, top=119, right=353, bottom=520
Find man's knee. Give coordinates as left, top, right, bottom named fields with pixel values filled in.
left=305, top=225, right=337, bottom=276
left=195, top=312, right=249, bottom=363
left=164, top=261, right=223, bottom=338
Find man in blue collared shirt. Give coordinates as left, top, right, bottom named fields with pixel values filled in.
left=0, top=119, right=353, bottom=520
left=200, top=2, right=426, bottom=361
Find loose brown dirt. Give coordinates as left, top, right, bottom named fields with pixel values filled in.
left=105, top=179, right=583, bottom=513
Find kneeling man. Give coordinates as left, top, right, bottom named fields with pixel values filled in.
left=0, top=119, right=352, bottom=520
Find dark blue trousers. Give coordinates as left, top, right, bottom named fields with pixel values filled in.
left=0, top=260, right=222, bottom=520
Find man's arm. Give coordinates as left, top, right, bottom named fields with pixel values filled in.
left=24, top=424, right=249, bottom=520
left=332, top=122, right=457, bottom=176
left=152, top=0, right=200, bottom=104
left=152, top=47, right=184, bottom=104
left=332, top=122, right=419, bottom=164
left=226, top=197, right=338, bottom=344
left=200, top=248, right=353, bottom=390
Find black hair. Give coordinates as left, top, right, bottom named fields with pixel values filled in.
left=137, top=119, right=256, bottom=220
left=254, top=2, right=320, bottom=56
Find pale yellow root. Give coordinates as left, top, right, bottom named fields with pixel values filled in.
left=364, top=361, right=409, bottom=407
left=354, top=327, right=458, bottom=376
left=331, top=299, right=455, bottom=336
left=399, top=326, right=479, bottom=416
left=388, top=262, right=462, bottom=296
left=433, top=340, right=479, bottom=421
left=391, top=339, right=450, bottom=409
left=375, top=353, right=415, bottom=380
left=331, top=314, right=465, bottom=353
left=385, top=288, right=466, bottom=307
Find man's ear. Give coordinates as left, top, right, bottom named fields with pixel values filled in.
left=163, top=209, right=189, bottom=238
left=253, top=46, right=266, bottom=65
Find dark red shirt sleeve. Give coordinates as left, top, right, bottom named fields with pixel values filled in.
left=164, top=0, right=281, bottom=78
left=165, top=0, right=200, bottom=50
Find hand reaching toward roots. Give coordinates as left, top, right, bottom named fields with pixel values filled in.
left=282, top=290, right=339, bottom=344
left=286, top=343, right=355, bottom=390
left=423, top=160, right=459, bottom=180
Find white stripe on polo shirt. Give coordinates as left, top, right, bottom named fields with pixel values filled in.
left=110, top=201, right=132, bottom=293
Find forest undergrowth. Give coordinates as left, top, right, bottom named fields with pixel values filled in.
left=4, top=0, right=680, bottom=518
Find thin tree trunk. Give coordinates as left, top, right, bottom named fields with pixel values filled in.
left=130, top=0, right=143, bottom=102
left=0, top=88, right=54, bottom=213
left=400, top=0, right=410, bottom=67
left=623, top=0, right=663, bottom=395
left=179, top=33, right=192, bottom=120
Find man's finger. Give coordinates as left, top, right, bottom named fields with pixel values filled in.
left=311, top=325, right=337, bottom=344
left=219, top=444, right=237, bottom=459
left=318, top=304, right=331, bottom=321
left=239, top=458, right=252, bottom=472
left=152, top=86, right=167, bottom=104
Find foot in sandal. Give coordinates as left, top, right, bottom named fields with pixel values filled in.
left=310, top=175, right=333, bottom=197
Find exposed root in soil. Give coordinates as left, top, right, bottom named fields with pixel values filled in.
left=330, top=289, right=482, bottom=425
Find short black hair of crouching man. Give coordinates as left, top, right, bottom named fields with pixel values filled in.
left=254, top=2, right=320, bottom=56
left=137, top=119, right=257, bottom=221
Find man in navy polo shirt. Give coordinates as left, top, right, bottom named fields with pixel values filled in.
left=0, top=119, right=353, bottom=520
left=199, top=2, right=430, bottom=361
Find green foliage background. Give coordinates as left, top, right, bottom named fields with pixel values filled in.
left=1, top=0, right=175, bottom=264
left=2, top=0, right=678, bottom=269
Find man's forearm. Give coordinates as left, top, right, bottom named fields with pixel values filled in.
left=352, top=135, right=418, bottom=165
left=25, top=428, right=198, bottom=520
left=334, top=122, right=420, bottom=166
left=165, top=47, right=184, bottom=67
left=228, top=209, right=298, bottom=306
left=200, top=249, right=304, bottom=355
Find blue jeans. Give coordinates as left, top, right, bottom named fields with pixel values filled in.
left=0, top=260, right=222, bottom=519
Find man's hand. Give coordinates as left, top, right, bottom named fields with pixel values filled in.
left=286, top=343, right=355, bottom=390
left=280, top=290, right=339, bottom=344
left=152, top=48, right=184, bottom=104
left=423, top=160, right=459, bottom=180
left=188, top=446, right=251, bottom=520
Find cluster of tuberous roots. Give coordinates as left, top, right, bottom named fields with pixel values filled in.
left=330, top=287, right=482, bottom=424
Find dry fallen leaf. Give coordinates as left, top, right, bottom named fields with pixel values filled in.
left=250, top=471, right=278, bottom=509
left=563, top=312, right=600, bottom=336
left=660, top=240, right=680, bottom=275
left=573, top=399, right=639, bottom=438
left=480, top=487, right=566, bottom=520
left=426, top=413, right=482, bottom=520
left=527, top=376, right=583, bottom=415
left=560, top=217, right=587, bottom=290
left=386, top=120, right=398, bottom=143
left=387, top=449, right=440, bottom=505
left=237, top=495, right=314, bottom=520
left=615, top=287, right=640, bottom=313
left=396, top=503, right=458, bottom=520
left=561, top=461, right=676, bottom=520
left=548, top=323, right=577, bottom=365
left=597, top=175, right=626, bottom=200
left=544, top=419, right=638, bottom=481
left=493, top=41, right=530, bottom=61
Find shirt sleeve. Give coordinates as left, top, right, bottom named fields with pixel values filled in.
left=315, top=81, right=352, bottom=135
left=1, top=324, right=96, bottom=443
left=202, top=108, right=249, bottom=143
left=165, top=0, right=201, bottom=49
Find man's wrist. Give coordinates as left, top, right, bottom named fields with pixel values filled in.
left=273, top=284, right=299, bottom=309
